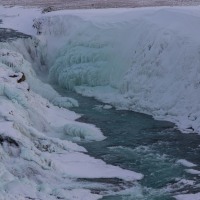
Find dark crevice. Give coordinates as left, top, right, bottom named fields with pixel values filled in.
left=0, top=135, right=19, bottom=147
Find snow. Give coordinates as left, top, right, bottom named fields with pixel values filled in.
left=63, top=121, right=106, bottom=141
left=175, top=192, right=200, bottom=200
left=49, top=151, right=143, bottom=180
left=185, top=169, right=200, bottom=175
left=176, top=159, right=197, bottom=168
left=103, top=104, right=112, bottom=109
left=1, top=4, right=200, bottom=200
left=0, top=6, right=41, bottom=35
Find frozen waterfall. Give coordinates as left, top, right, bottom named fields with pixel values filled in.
left=33, top=7, right=200, bottom=134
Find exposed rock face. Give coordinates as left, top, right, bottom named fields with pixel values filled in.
left=17, top=72, right=26, bottom=83
left=42, top=6, right=54, bottom=13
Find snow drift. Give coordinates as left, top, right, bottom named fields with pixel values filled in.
left=33, top=7, right=200, bottom=134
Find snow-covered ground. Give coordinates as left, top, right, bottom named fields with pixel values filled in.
left=1, top=5, right=200, bottom=200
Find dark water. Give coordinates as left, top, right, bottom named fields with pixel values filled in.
left=56, top=87, right=200, bottom=199
left=0, top=27, right=31, bottom=42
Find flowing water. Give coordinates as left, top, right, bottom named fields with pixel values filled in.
left=55, top=86, right=200, bottom=200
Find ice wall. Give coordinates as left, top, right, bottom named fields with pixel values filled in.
left=34, top=7, right=200, bottom=134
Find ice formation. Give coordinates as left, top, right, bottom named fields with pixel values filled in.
left=31, top=7, right=200, bottom=135
left=176, top=159, right=197, bottom=168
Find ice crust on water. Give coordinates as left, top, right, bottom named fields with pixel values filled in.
left=176, top=159, right=197, bottom=168
left=0, top=38, right=143, bottom=199
left=63, top=121, right=106, bottom=141
left=175, top=192, right=200, bottom=200
left=185, top=168, right=200, bottom=175
left=32, top=7, right=200, bottom=135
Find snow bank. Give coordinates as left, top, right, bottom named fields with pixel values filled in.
left=175, top=192, right=200, bottom=200
left=0, top=6, right=41, bottom=35
left=32, top=6, right=200, bottom=134
left=63, top=121, right=106, bottom=141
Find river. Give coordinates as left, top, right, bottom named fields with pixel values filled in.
left=55, top=86, right=200, bottom=200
